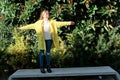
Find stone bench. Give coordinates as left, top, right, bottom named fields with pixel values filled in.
left=8, top=66, right=120, bottom=80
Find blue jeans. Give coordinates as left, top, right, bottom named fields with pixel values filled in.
left=39, top=40, right=52, bottom=67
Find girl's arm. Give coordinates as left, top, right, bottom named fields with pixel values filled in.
left=54, top=21, right=75, bottom=28
left=19, top=23, right=35, bottom=30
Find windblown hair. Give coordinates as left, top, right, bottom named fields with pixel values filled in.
left=39, top=10, right=50, bottom=20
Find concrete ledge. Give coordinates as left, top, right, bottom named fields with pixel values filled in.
left=8, top=66, right=120, bottom=80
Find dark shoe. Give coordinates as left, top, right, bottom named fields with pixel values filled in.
left=40, top=68, right=46, bottom=73
left=47, top=65, right=52, bottom=73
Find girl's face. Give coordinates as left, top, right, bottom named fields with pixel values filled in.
left=42, top=11, right=49, bottom=19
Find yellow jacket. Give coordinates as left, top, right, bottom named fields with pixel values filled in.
left=19, top=19, right=71, bottom=50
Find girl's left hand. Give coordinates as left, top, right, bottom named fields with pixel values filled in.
left=71, top=21, right=75, bottom=25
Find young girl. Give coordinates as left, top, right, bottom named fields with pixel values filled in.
left=19, top=10, right=75, bottom=73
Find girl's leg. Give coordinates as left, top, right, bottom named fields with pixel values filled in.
left=45, top=40, right=52, bottom=73
left=39, top=50, right=45, bottom=73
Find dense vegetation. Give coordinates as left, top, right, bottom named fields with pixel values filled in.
left=0, top=0, right=120, bottom=77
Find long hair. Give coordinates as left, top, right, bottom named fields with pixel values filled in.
left=39, top=10, right=50, bottom=20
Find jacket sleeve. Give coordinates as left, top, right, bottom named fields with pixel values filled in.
left=19, top=23, right=35, bottom=30
left=54, top=20, right=71, bottom=28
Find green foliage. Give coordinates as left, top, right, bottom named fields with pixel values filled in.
left=95, top=25, right=120, bottom=54
left=0, top=0, right=120, bottom=77
left=5, top=28, right=32, bottom=70
left=51, top=49, right=74, bottom=68
left=6, top=28, right=30, bottom=54
left=66, top=24, right=120, bottom=67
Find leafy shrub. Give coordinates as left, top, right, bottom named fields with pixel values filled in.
left=6, top=28, right=32, bottom=70
left=0, top=0, right=120, bottom=74
left=66, top=23, right=120, bottom=69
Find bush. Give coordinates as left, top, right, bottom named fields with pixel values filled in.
left=66, top=24, right=120, bottom=69
left=6, top=28, right=32, bottom=70
left=0, top=0, right=120, bottom=74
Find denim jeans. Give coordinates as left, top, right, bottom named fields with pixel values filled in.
left=39, top=40, right=52, bottom=67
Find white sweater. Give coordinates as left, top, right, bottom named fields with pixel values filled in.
left=43, top=20, right=52, bottom=40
